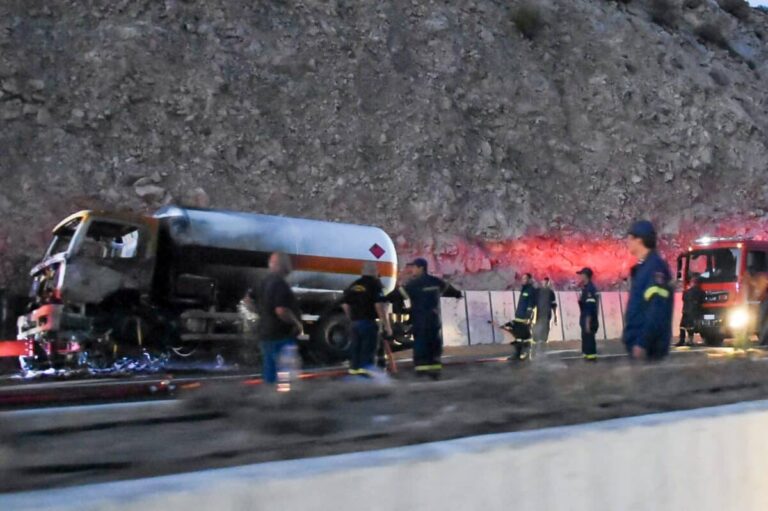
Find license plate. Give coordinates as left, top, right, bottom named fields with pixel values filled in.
left=704, top=314, right=715, bottom=320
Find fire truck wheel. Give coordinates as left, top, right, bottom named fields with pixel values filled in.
left=312, top=312, right=351, bottom=362
left=701, top=333, right=724, bottom=347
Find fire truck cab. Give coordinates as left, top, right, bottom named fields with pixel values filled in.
left=677, top=237, right=768, bottom=346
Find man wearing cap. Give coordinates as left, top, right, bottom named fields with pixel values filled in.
left=403, top=258, right=462, bottom=379
left=577, top=268, right=600, bottom=361
left=624, top=220, right=674, bottom=360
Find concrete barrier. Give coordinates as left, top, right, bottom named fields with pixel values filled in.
left=6, top=400, right=768, bottom=511
left=464, top=291, right=494, bottom=345
left=600, top=292, right=624, bottom=341
left=489, top=291, right=516, bottom=344
left=557, top=291, right=582, bottom=341
left=439, top=289, right=680, bottom=345
left=440, top=297, right=469, bottom=347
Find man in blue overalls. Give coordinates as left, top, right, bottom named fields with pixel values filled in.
left=503, top=273, right=536, bottom=361
left=403, top=258, right=461, bottom=379
left=623, top=220, right=674, bottom=361
left=577, top=268, right=600, bottom=361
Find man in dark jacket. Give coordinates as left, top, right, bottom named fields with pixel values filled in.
left=533, top=277, right=558, bottom=344
left=623, top=220, right=674, bottom=361
left=677, top=274, right=704, bottom=347
left=254, top=252, right=303, bottom=384
left=403, top=258, right=462, bottom=379
left=577, top=268, right=600, bottom=361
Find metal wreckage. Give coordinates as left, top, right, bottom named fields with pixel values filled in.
left=11, top=206, right=404, bottom=371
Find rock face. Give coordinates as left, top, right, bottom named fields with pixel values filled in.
left=0, top=0, right=767, bottom=291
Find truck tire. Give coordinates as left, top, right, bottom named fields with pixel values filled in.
left=702, top=332, right=724, bottom=347
left=312, top=312, right=351, bottom=362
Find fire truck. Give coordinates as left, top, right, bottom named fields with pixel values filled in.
left=676, top=237, right=768, bottom=346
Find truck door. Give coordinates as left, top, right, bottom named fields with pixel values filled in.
left=63, top=220, right=153, bottom=304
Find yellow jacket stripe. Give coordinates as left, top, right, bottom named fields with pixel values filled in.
left=415, top=364, right=443, bottom=371
left=644, top=286, right=670, bottom=301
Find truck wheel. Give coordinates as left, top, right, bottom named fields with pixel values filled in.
left=702, top=333, right=724, bottom=347
left=312, top=313, right=351, bottom=362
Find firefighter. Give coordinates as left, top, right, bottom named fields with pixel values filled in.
left=402, top=258, right=461, bottom=379
left=623, top=220, right=674, bottom=361
left=677, top=274, right=704, bottom=347
left=577, top=268, right=600, bottom=361
left=504, top=273, right=536, bottom=361
left=341, top=262, right=393, bottom=377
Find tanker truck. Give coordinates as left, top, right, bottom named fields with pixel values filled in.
left=17, top=206, right=398, bottom=368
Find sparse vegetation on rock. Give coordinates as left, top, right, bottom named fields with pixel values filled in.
left=650, top=0, right=678, bottom=28
left=511, top=3, right=544, bottom=40
left=695, top=21, right=731, bottom=49
left=718, top=0, right=751, bottom=21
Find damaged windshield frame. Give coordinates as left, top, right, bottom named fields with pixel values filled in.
left=45, top=218, right=82, bottom=259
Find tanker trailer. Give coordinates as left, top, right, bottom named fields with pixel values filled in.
left=17, top=206, right=397, bottom=368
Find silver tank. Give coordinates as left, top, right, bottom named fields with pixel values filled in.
left=154, top=206, right=398, bottom=293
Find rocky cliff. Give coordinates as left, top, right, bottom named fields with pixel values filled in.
left=1, top=0, right=767, bottom=291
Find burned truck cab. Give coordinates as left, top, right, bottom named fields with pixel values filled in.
left=18, top=211, right=158, bottom=361
left=18, top=206, right=399, bottom=368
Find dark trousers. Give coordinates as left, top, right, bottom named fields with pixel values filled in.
left=260, top=338, right=296, bottom=384
left=581, top=330, right=596, bottom=358
left=646, top=340, right=670, bottom=361
left=413, top=320, right=442, bottom=371
left=679, top=327, right=694, bottom=344
left=349, top=319, right=378, bottom=371
left=679, top=313, right=695, bottom=345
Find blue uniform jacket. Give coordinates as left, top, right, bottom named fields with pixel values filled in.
left=515, top=283, right=536, bottom=321
left=404, top=274, right=448, bottom=330
left=579, top=282, right=600, bottom=332
left=623, top=251, right=674, bottom=354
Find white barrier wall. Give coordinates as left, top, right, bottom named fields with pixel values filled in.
left=439, top=290, right=681, bottom=344
left=464, top=291, right=494, bottom=345
left=440, top=297, right=468, bottom=347
left=600, top=293, right=624, bottom=341
left=557, top=292, right=582, bottom=341
left=490, top=291, right=516, bottom=344
left=7, top=400, right=768, bottom=511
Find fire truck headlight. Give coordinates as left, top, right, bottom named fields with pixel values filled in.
left=728, top=308, right=750, bottom=330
